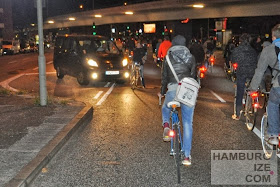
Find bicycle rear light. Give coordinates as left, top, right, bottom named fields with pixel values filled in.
left=200, top=72, right=205, bottom=78
left=233, top=63, right=238, bottom=70
left=250, top=92, right=259, bottom=99
left=199, top=66, right=207, bottom=72
left=253, top=103, right=260, bottom=108
left=209, top=57, right=215, bottom=64
left=169, top=130, right=175, bottom=137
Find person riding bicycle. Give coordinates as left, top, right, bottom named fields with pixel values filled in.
left=249, top=24, right=280, bottom=145
left=231, top=33, right=258, bottom=120
left=159, top=35, right=197, bottom=166
left=133, top=42, right=147, bottom=88
left=203, top=38, right=215, bottom=68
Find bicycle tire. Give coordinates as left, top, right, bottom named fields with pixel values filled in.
left=261, top=113, right=276, bottom=159
left=245, top=96, right=257, bottom=131
left=173, top=124, right=181, bottom=184
left=130, top=70, right=136, bottom=90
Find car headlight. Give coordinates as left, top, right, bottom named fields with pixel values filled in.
left=87, top=59, right=98, bottom=67
left=122, top=58, right=128, bottom=67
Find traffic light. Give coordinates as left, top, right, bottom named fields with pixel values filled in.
left=92, top=22, right=96, bottom=35
left=126, top=26, right=130, bottom=30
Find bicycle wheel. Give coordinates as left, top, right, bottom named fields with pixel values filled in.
left=130, top=70, right=136, bottom=90
left=245, top=96, right=257, bottom=131
left=261, top=113, right=276, bottom=159
left=173, top=124, right=181, bottom=184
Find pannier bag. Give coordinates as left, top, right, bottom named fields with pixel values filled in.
left=175, top=77, right=199, bottom=107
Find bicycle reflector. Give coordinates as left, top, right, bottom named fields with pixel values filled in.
left=209, top=57, right=215, bottom=64
left=233, top=63, right=238, bottom=70
left=169, top=130, right=175, bottom=137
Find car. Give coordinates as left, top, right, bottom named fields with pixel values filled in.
left=2, top=40, right=20, bottom=55
left=53, top=34, right=130, bottom=85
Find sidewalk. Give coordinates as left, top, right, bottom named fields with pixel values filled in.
left=0, top=87, right=93, bottom=187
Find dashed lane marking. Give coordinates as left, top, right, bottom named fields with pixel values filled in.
left=96, top=83, right=116, bottom=106
left=32, top=61, right=53, bottom=70
left=104, top=82, right=111, bottom=87
left=210, top=90, right=226, bottom=103
left=94, top=91, right=103, bottom=99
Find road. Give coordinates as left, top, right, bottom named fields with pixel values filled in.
left=0, top=48, right=279, bottom=186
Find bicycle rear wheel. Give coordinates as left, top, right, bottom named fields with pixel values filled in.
left=173, top=124, right=181, bottom=184
left=261, top=113, right=276, bottom=159
left=245, top=96, right=257, bottom=131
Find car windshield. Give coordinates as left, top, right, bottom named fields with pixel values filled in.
left=3, top=41, right=12, bottom=45
left=78, top=39, right=120, bottom=55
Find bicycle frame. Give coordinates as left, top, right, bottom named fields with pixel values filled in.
left=170, top=108, right=183, bottom=156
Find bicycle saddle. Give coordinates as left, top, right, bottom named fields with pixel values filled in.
left=167, top=101, right=181, bottom=108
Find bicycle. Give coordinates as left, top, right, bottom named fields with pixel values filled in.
left=260, top=91, right=279, bottom=159
left=158, top=95, right=183, bottom=184
left=130, top=62, right=141, bottom=90
left=243, top=89, right=260, bottom=131
left=168, top=100, right=183, bottom=183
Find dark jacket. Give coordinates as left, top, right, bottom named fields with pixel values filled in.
left=231, top=43, right=258, bottom=78
left=133, top=47, right=146, bottom=65
left=189, top=43, right=205, bottom=66
left=160, top=36, right=196, bottom=95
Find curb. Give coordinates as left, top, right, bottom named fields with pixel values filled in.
left=5, top=105, right=94, bottom=187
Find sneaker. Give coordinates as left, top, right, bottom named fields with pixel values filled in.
left=163, top=126, right=171, bottom=142
left=268, top=136, right=279, bottom=145
left=232, top=114, right=240, bottom=120
left=182, top=156, right=191, bottom=166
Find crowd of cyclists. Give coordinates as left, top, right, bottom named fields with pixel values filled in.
left=123, top=23, right=280, bottom=165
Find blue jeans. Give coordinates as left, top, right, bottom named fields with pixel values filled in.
left=267, top=87, right=280, bottom=136
left=162, top=90, right=194, bottom=157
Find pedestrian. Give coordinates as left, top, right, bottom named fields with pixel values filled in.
left=249, top=24, right=280, bottom=144
left=159, top=35, right=197, bottom=166
left=231, top=33, right=258, bottom=120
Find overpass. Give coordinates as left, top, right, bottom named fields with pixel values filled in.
left=44, top=0, right=280, bottom=29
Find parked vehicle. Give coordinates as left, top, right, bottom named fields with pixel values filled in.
left=2, top=40, right=20, bottom=55
left=53, top=34, right=130, bottom=85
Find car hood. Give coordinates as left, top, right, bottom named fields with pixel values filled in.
left=86, top=52, right=125, bottom=69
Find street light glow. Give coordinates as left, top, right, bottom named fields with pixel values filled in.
left=48, top=20, right=54, bottom=24
left=125, top=11, right=133, bottom=15
left=193, top=4, right=204, bottom=8
left=69, top=17, right=76, bottom=21
left=94, top=14, right=102, bottom=18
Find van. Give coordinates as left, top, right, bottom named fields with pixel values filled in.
left=2, top=40, right=20, bottom=55
left=53, top=35, right=130, bottom=85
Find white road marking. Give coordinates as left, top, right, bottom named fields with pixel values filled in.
left=252, top=127, right=280, bottom=158
left=96, top=83, right=116, bottom=106
left=8, top=61, right=17, bottom=64
left=47, top=61, right=53, bottom=64
left=33, top=67, right=39, bottom=70
left=210, top=90, right=226, bottom=103
left=104, top=82, right=111, bottom=87
left=94, top=91, right=103, bottom=99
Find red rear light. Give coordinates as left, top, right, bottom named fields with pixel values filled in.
left=210, top=57, right=215, bottom=62
left=200, top=72, right=205, bottom=78
left=199, top=66, right=207, bottom=72
left=250, top=92, right=259, bottom=99
left=130, top=51, right=133, bottom=56
left=233, top=63, right=238, bottom=70
left=169, top=130, right=175, bottom=137
left=254, top=103, right=260, bottom=108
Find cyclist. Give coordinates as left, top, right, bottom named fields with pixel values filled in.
left=157, top=35, right=172, bottom=59
left=231, top=33, right=258, bottom=120
left=249, top=24, right=280, bottom=145
left=158, top=35, right=197, bottom=166
left=133, top=42, right=147, bottom=88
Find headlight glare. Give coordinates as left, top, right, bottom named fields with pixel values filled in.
left=122, top=58, right=128, bottom=67
left=88, top=59, right=98, bottom=67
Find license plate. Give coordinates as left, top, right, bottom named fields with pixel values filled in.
left=105, top=71, right=119, bottom=75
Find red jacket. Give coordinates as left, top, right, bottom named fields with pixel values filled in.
left=157, top=40, right=172, bottom=58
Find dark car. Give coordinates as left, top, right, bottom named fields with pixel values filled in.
left=53, top=35, right=130, bottom=85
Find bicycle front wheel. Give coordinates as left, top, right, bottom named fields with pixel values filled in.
left=173, top=124, right=181, bottom=184
left=261, top=113, right=276, bottom=159
left=130, top=70, right=136, bottom=90
left=245, top=96, right=257, bottom=131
